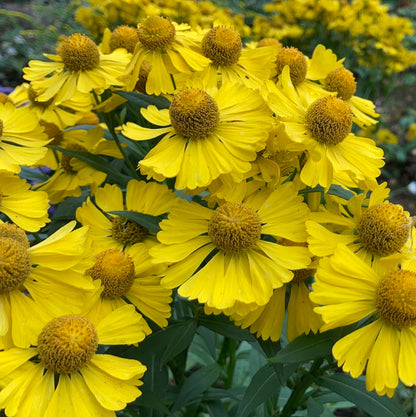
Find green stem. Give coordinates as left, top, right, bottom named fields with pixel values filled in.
left=280, top=359, right=323, bottom=417
left=102, top=113, right=141, bottom=181
left=218, top=338, right=237, bottom=389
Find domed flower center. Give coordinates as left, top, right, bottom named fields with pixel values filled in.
left=170, top=88, right=219, bottom=140
left=324, top=67, right=357, bottom=101
left=138, top=16, right=176, bottom=51
left=202, top=26, right=242, bottom=66
left=257, top=38, right=282, bottom=49
left=87, top=249, right=135, bottom=297
left=59, top=34, right=100, bottom=72
left=275, top=47, right=307, bottom=85
left=60, top=144, right=88, bottom=173
left=40, top=121, right=62, bottom=143
left=357, top=202, right=410, bottom=256
left=110, top=216, right=148, bottom=245
left=305, top=95, right=353, bottom=146
left=134, top=60, right=151, bottom=94
left=376, top=269, right=416, bottom=328
left=37, top=315, right=98, bottom=373
left=208, top=202, right=262, bottom=253
left=109, top=25, right=140, bottom=53
left=0, top=224, right=31, bottom=294
left=292, top=268, right=314, bottom=283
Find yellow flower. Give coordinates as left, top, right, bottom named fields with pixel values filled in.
left=122, top=83, right=273, bottom=190
left=179, top=25, right=276, bottom=90
left=375, top=128, right=399, bottom=145
left=310, top=244, right=416, bottom=397
left=0, top=102, right=49, bottom=173
left=306, top=183, right=415, bottom=265
left=0, top=305, right=147, bottom=417
left=23, top=33, right=130, bottom=104
left=76, top=179, right=179, bottom=251
left=0, top=172, right=50, bottom=232
left=85, top=242, right=172, bottom=330
left=267, top=67, right=384, bottom=189
left=0, top=221, right=94, bottom=349
left=36, top=126, right=120, bottom=204
left=9, top=82, right=93, bottom=130
left=122, top=16, right=211, bottom=95
left=150, top=182, right=311, bottom=310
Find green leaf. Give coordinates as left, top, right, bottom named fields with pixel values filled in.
left=172, top=363, right=222, bottom=412
left=135, top=390, right=172, bottom=416
left=50, top=146, right=130, bottom=185
left=161, top=320, right=198, bottom=366
left=116, top=91, right=171, bottom=110
left=269, top=326, right=354, bottom=364
left=307, top=397, right=324, bottom=417
left=316, top=374, right=407, bottom=417
left=204, top=401, right=229, bottom=417
left=236, top=364, right=281, bottom=417
left=108, top=210, right=162, bottom=233
left=199, top=314, right=257, bottom=343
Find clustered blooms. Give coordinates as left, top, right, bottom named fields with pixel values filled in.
left=259, top=0, right=416, bottom=74
left=74, top=0, right=416, bottom=76
left=0, top=6, right=415, bottom=416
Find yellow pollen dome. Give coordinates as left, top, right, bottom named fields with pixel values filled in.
left=356, top=202, right=410, bottom=256
left=138, top=16, right=176, bottom=51
left=88, top=249, right=135, bottom=297
left=324, top=67, right=357, bottom=101
left=305, top=95, right=353, bottom=146
left=60, top=144, right=87, bottom=173
left=202, top=26, right=242, bottom=66
left=59, top=33, right=100, bottom=72
left=275, top=46, right=307, bottom=85
left=110, top=216, right=149, bottom=246
left=0, top=223, right=30, bottom=248
left=0, top=237, right=30, bottom=294
left=40, top=121, right=62, bottom=142
left=37, top=315, right=98, bottom=373
left=257, top=38, right=282, bottom=49
left=109, top=25, right=140, bottom=53
left=376, top=270, right=416, bottom=328
left=169, top=88, right=220, bottom=140
left=208, top=202, right=262, bottom=254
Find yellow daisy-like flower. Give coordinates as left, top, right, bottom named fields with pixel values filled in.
left=0, top=172, right=49, bottom=232
left=150, top=182, right=311, bottom=310
left=9, top=82, right=93, bottom=130
left=85, top=242, right=172, bottom=330
left=306, top=183, right=415, bottom=264
left=122, top=83, right=273, bottom=190
left=36, top=126, right=120, bottom=204
left=267, top=67, right=384, bottom=189
left=310, top=244, right=416, bottom=397
left=0, top=305, right=147, bottom=417
left=76, top=179, right=179, bottom=251
left=0, top=221, right=94, bottom=349
left=0, top=102, right=49, bottom=173
left=23, top=33, right=130, bottom=104
left=122, top=16, right=211, bottom=95
left=179, top=25, right=276, bottom=90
